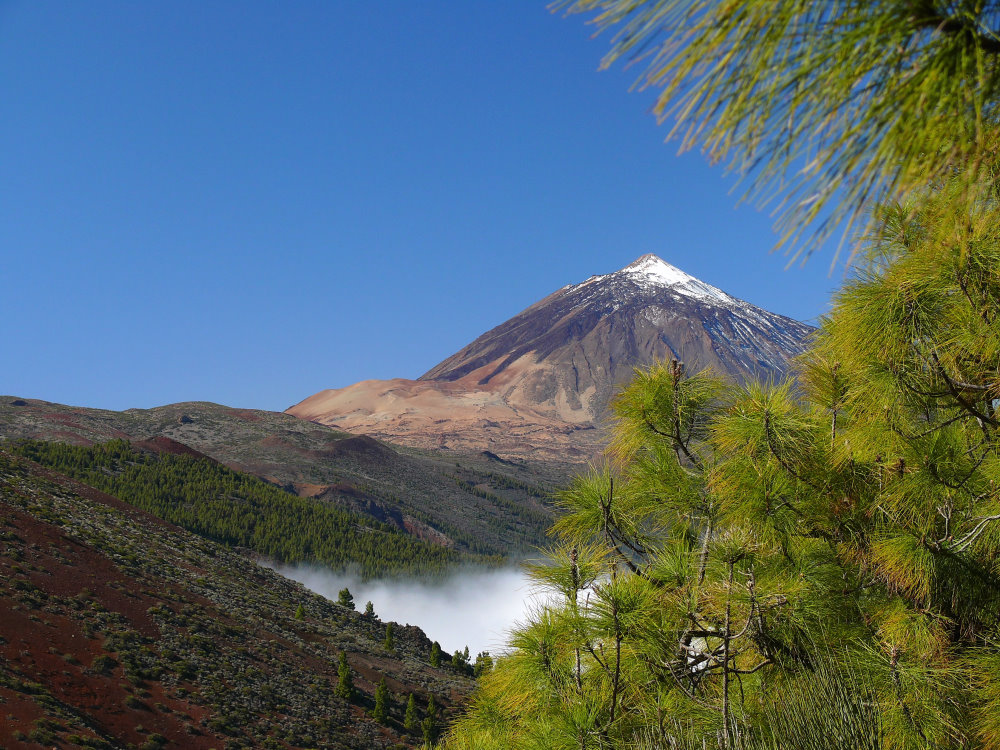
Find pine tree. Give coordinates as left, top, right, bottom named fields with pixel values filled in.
left=364, top=600, right=375, bottom=618
left=337, top=587, right=354, bottom=609
left=404, top=692, right=418, bottom=731
left=473, top=651, right=493, bottom=677
left=372, top=677, right=389, bottom=724
left=383, top=622, right=394, bottom=652
left=441, top=177, right=1000, bottom=746
left=335, top=652, right=354, bottom=702
left=421, top=695, right=438, bottom=746
left=294, top=603, right=304, bottom=621
left=429, top=641, right=441, bottom=668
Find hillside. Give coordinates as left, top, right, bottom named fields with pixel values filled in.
left=288, top=254, right=814, bottom=459
left=0, top=398, right=564, bottom=558
left=0, top=449, right=474, bottom=749
left=8, top=438, right=465, bottom=579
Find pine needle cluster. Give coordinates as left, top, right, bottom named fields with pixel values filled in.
left=555, top=0, right=1000, bottom=261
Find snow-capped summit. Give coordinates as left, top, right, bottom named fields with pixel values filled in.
left=616, top=253, right=734, bottom=304
left=420, top=252, right=812, bottom=393
left=408, top=252, right=813, bottom=425
left=289, top=254, right=814, bottom=460
left=623, top=253, right=696, bottom=283
left=571, top=254, right=737, bottom=306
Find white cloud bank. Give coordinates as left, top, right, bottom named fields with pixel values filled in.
left=266, top=564, right=554, bottom=657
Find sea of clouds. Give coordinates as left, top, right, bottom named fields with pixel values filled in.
left=265, top=563, right=555, bottom=657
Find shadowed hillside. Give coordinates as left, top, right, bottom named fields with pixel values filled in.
left=0, top=449, right=473, bottom=749
left=8, top=438, right=467, bottom=579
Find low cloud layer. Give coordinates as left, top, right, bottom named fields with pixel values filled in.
left=267, top=564, right=552, bottom=657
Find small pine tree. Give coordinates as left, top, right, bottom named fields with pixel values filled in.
left=473, top=651, right=493, bottom=677
left=294, top=603, right=305, bottom=621
left=383, top=622, right=394, bottom=651
left=364, top=600, right=375, bottom=618
left=421, top=695, right=438, bottom=745
left=372, top=677, right=389, bottom=724
left=335, top=652, right=354, bottom=701
left=337, top=587, right=354, bottom=609
left=404, top=693, right=418, bottom=731
left=429, top=641, right=441, bottom=668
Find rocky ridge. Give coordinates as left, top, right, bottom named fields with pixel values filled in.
left=0, top=398, right=562, bottom=557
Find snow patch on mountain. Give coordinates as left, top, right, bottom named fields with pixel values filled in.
left=571, top=253, right=736, bottom=305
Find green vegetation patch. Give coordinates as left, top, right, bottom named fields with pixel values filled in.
left=9, top=439, right=462, bottom=578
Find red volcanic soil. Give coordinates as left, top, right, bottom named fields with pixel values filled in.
left=35, top=410, right=133, bottom=440
left=0, top=495, right=225, bottom=748
left=47, top=430, right=96, bottom=445
left=133, top=435, right=213, bottom=461
left=233, top=409, right=263, bottom=421
left=0, top=452, right=474, bottom=749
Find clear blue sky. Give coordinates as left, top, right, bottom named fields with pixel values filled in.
left=1, top=2, right=846, bottom=412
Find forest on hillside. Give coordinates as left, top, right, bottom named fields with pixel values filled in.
left=8, top=439, right=470, bottom=579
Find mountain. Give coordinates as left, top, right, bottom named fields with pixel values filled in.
left=287, top=255, right=815, bottom=459
left=0, top=448, right=473, bottom=749
left=0, top=399, right=563, bottom=559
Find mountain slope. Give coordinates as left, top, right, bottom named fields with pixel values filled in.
left=0, top=449, right=472, bottom=749
left=9, top=438, right=465, bottom=578
left=0, top=399, right=563, bottom=558
left=422, top=253, right=813, bottom=418
left=288, top=255, right=814, bottom=458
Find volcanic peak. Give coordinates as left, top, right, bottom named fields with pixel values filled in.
left=577, top=253, right=735, bottom=305
left=286, top=253, right=814, bottom=460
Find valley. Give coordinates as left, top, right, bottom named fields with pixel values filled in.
left=0, top=398, right=565, bottom=560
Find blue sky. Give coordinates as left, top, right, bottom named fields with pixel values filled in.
left=1, top=2, right=846, bottom=412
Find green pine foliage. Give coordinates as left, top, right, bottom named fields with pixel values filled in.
left=7, top=439, right=460, bottom=579
left=404, top=693, right=419, bottom=731
left=443, top=179, right=1000, bottom=748
left=384, top=622, right=395, bottom=652
left=335, top=652, right=354, bottom=702
left=338, top=587, right=355, bottom=609
left=422, top=695, right=438, bottom=746
left=373, top=677, right=389, bottom=724
left=451, top=648, right=468, bottom=669
left=450, top=646, right=473, bottom=676
left=557, top=0, right=1000, bottom=260
left=473, top=651, right=493, bottom=678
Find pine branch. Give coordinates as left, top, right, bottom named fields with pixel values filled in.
left=911, top=8, right=1000, bottom=55
left=931, top=351, right=998, bottom=428
left=949, top=513, right=1000, bottom=553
